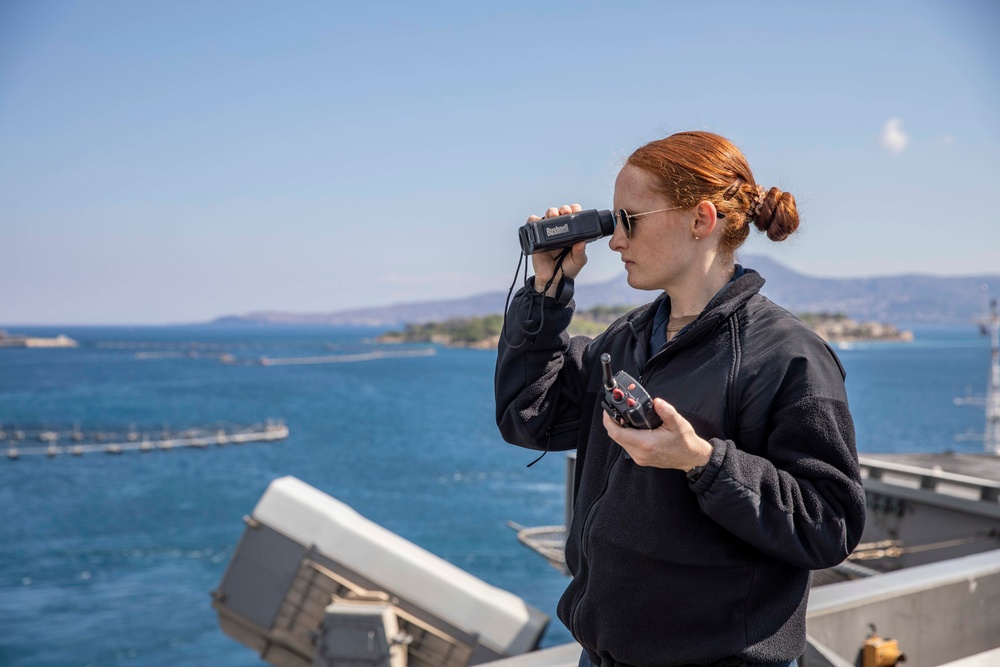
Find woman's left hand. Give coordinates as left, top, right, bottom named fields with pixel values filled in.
left=602, top=398, right=714, bottom=471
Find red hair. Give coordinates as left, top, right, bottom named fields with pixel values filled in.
left=626, top=131, right=799, bottom=254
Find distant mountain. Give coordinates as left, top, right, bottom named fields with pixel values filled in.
left=210, top=291, right=509, bottom=328
left=211, top=254, right=1000, bottom=327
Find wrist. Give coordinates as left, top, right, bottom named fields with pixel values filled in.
left=684, top=438, right=714, bottom=474
left=527, top=275, right=574, bottom=306
left=533, top=278, right=558, bottom=297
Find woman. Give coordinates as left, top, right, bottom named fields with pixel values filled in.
left=495, top=131, right=866, bottom=667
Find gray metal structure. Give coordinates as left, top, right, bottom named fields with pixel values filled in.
left=805, top=549, right=1000, bottom=667
left=312, top=600, right=408, bottom=667
left=212, top=477, right=549, bottom=667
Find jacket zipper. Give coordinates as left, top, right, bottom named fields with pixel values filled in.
left=570, top=448, right=624, bottom=644
left=568, top=313, right=700, bottom=644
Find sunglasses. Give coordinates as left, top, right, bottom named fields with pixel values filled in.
left=614, top=207, right=682, bottom=239
left=614, top=206, right=728, bottom=238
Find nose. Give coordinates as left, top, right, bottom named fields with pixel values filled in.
left=609, top=219, right=627, bottom=252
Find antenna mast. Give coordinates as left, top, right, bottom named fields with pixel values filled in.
left=986, top=299, right=1000, bottom=455
left=955, top=298, right=1000, bottom=455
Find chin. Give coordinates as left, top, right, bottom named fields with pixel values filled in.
left=626, top=273, right=650, bottom=291
left=626, top=273, right=664, bottom=293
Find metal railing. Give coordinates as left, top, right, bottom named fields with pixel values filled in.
left=859, top=456, right=1000, bottom=502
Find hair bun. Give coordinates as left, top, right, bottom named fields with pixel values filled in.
left=753, top=186, right=799, bottom=242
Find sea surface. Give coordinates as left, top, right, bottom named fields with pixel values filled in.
left=0, top=323, right=994, bottom=666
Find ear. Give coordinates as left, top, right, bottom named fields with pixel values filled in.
left=691, top=200, right=720, bottom=239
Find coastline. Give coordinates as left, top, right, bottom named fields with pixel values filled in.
left=377, top=312, right=915, bottom=349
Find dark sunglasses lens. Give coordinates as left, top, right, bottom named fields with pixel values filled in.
left=618, top=209, right=632, bottom=237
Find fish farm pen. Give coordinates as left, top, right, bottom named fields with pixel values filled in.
left=2, top=421, right=288, bottom=459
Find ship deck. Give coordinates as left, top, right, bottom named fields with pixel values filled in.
left=861, top=452, right=1000, bottom=481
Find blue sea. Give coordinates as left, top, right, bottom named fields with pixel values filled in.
left=0, top=323, right=993, bottom=666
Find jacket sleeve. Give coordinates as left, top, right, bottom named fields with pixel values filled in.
left=494, top=283, right=592, bottom=452
left=689, top=338, right=867, bottom=570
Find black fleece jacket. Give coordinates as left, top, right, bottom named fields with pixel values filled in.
left=495, top=268, right=866, bottom=667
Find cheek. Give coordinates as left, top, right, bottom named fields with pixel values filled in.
left=640, top=234, right=670, bottom=259
left=651, top=225, right=688, bottom=254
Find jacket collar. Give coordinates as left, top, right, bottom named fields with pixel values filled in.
left=701, top=265, right=766, bottom=323
left=625, top=266, right=766, bottom=359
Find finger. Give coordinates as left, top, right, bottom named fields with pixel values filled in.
left=545, top=207, right=561, bottom=218
left=602, top=411, right=649, bottom=461
left=603, top=410, right=643, bottom=445
left=570, top=203, right=583, bottom=213
left=558, top=204, right=574, bottom=216
left=562, top=243, right=588, bottom=277
left=602, top=409, right=615, bottom=432
left=602, top=410, right=625, bottom=438
left=526, top=214, right=542, bottom=223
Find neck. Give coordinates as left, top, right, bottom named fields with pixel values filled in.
left=665, top=255, right=735, bottom=319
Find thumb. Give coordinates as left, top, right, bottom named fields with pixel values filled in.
left=653, top=398, right=682, bottom=429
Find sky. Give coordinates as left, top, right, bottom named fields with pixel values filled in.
left=2, top=0, right=999, bottom=325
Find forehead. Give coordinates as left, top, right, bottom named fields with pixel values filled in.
left=614, top=164, right=668, bottom=207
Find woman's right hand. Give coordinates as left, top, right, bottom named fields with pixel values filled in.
left=528, top=204, right=589, bottom=297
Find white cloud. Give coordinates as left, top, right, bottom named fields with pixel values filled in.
left=879, top=117, right=909, bottom=153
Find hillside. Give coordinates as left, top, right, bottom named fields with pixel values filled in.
left=377, top=306, right=635, bottom=348
left=212, top=254, right=1000, bottom=327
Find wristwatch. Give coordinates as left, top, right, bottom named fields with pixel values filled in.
left=686, top=464, right=706, bottom=483
left=686, top=441, right=714, bottom=483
